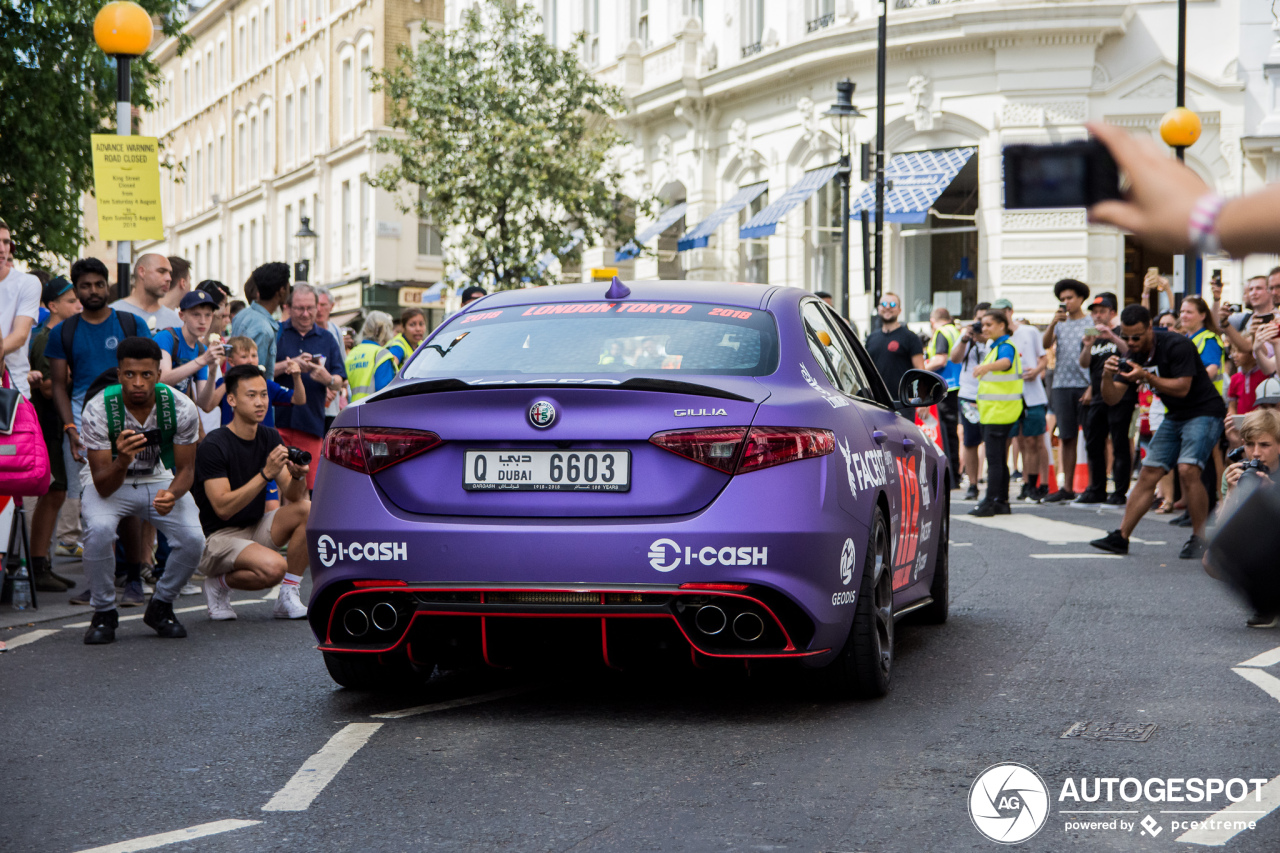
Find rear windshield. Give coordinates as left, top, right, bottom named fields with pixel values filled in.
left=402, top=301, right=779, bottom=378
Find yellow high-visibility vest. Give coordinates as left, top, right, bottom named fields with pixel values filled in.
left=976, top=336, right=1024, bottom=425
left=1189, top=328, right=1226, bottom=397
left=344, top=341, right=382, bottom=402
left=374, top=333, right=415, bottom=377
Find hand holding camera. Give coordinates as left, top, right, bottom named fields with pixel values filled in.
left=114, top=428, right=150, bottom=464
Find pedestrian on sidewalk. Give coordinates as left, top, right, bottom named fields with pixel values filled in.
left=1090, top=305, right=1226, bottom=560
left=866, top=292, right=924, bottom=403
left=970, top=310, right=1023, bottom=517
left=1042, top=279, right=1092, bottom=502
left=991, top=298, right=1049, bottom=501
left=950, top=304, right=990, bottom=499
left=1078, top=292, right=1134, bottom=505
left=111, top=254, right=180, bottom=334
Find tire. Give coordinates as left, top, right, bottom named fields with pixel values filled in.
left=916, top=486, right=950, bottom=625
left=818, top=508, right=894, bottom=699
left=323, top=651, right=428, bottom=692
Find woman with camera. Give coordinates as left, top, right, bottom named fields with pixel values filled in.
left=969, top=310, right=1023, bottom=517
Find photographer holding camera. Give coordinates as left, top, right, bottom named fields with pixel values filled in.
left=192, top=364, right=312, bottom=621
left=950, top=303, right=992, bottom=500
left=1217, top=409, right=1280, bottom=627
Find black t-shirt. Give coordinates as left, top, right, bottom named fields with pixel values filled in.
left=1088, top=327, right=1137, bottom=406
left=866, top=325, right=924, bottom=400
left=193, top=425, right=284, bottom=534
left=1123, top=329, right=1227, bottom=421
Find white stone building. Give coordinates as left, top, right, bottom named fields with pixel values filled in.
left=495, top=0, right=1269, bottom=329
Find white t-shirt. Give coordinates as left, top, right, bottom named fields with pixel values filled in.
left=79, top=387, right=201, bottom=488
left=957, top=340, right=988, bottom=400
left=0, top=267, right=41, bottom=398
left=1011, top=323, right=1048, bottom=407
left=111, top=298, right=182, bottom=335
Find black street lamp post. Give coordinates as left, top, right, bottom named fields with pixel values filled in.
left=824, top=79, right=864, bottom=321
left=294, top=216, right=319, bottom=283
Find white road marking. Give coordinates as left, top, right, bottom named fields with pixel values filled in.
left=1238, top=645, right=1280, bottom=669
left=0, top=628, right=59, bottom=650
left=1176, top=775, right=1280, bottom=846
left=65, top=599, right=267, bottom=629
left=952, top=542, right=972, bottom=547
left=261, top=723, right=382, bottom=812
left=372, top=686, right=534, bottom=719
left=1232, top=667, right=1280, bottom=704
left=72, top=819, right=260, bottom=853
left=1029, top=554, right=1124, bottom=560
left=954, top=514, right=1103, bottom=543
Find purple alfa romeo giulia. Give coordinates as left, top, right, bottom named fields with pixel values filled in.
left=307, top=281, right=950, bottom=697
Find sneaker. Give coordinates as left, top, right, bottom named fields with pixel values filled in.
left=1042, top=490, right=1076, bottom=504
left=83, top=609, right=118, bottom=645
left=1074, top=489, right=1106, bottom=504
left=119, top=580, right=146, bottom=607
left=273, top=584, right=308, bottom=619
left=55, top=541, right=83, bottom=558
left=1246, top=612, right=1280, bottom=629
left=143, top=598, right=187, bottom=639
left=968, top=500, right=1011, bottom=518
left=180, top=583, right=201, bottom=596
left=964, top=485, right=979, bottom=501
left=204, top=578, right=237, bottom=620
left=69, top=587, right=92, bottom=606
left=1179, top=535, right=1205, bottom=560
left=140, top=564, right=159, bottom=584
left=1090, top=529, right=1129, bottom=554
left=1105, top=493, right=1128, bottom=506
left=1017, top=482, right=1032, bottom=501
left=1034, top=485, right=1051, bottom=502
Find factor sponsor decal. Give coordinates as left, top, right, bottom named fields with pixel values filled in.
left=838, top=437, right=888, bottom=500
left=647, top=539, right=768, bottom=572
left=800, top=362, right=851, bottom=408
left=317, top=535, right=408, bottom=568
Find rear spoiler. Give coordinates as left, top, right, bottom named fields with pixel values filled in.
left=368, top=376, right=756, bottom=404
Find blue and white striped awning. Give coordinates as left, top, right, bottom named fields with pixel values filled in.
left=850, top=147, right=976, bottom=224
left=739, top=165, right=840, bottom=240
left=614, top=202, right=689, bottom=261
left=677, top=183, right=769, bottom=252
left=533, top=229, right=585, bottom=275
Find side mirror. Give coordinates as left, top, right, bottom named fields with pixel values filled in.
left=897, top=369, right=947, bottom=409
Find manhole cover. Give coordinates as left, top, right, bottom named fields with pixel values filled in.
left=1060, top=722, right=1156, bottom=742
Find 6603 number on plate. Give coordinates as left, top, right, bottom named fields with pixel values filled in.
left=463, top=450, right=631, bottom=491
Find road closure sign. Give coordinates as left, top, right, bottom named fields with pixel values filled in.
left=91, top=134, right=164, bottom=240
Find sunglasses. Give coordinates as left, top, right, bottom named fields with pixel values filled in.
left=880, top=301, right=898, bottom=309
left=1121, top=333, right=1146, bottom=343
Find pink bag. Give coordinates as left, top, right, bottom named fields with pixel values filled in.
left=0, top=367, right=51, bottom=497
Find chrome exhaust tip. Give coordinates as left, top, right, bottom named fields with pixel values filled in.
left=732, top=611, right=765, bottom=642
left=371, top=601, right=399, bottom=632
left=342, top=608, right=370, bottom=638
left=694, top=604, right=727, bottom=635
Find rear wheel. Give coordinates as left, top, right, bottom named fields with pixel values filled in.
left=818, top=508, right=894, bottom=699
left=917, top=486, right=950, bottom=624
left=323, top=651, right=429, bottom=692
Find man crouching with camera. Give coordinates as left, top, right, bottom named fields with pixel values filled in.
left=1218, top=408, right=1280, bottom=628
left=193, top=364, right=312, bottom=621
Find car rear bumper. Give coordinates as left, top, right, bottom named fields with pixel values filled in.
left=307, top=459, right=868, bottom=658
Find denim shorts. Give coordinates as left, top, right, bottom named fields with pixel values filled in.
left=1010, top=403, right=1047, bottom=437
left=1142, top=414, right=1224, bottom=471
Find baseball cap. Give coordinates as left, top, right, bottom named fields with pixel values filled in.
left=1090, top=292, right=1118, bottom=311
left=990, top=298, right=1013, bottom=310
left=41, top=276, right=73, bottom=305
left=1256, top=375, right=1280, bottom=406
left=179, top=289, right=217, bottom=311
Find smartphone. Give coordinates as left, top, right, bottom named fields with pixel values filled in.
left=1058, top=303, right=1067, bottom=313
left=1083, top=328, right=1100, bottom=337
left=1002, top=139, right=1122, bottom=209
left=141, top=429, right=163, bottom=448
left=221, top=344, right=234, bottom=354
left=1257, top=314, right=1275, bottom=324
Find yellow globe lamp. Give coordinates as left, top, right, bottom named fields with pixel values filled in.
left=93, top=1, right=153, bottom=57
left=1159, top=107, right=1202, bottom=149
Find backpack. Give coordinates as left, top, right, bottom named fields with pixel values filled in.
left=158, top=328, right=205, bottom=395
left=59, top=310, right=139, bottom=376
left=0, top=367, right=51, bottom=497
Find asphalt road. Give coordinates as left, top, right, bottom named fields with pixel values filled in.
left=3, top=494, right=1279, bottom=853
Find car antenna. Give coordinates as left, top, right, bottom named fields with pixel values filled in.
left=605, top=275, right=631, bottom=299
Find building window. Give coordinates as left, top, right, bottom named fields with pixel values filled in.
left=205, top=48, right=213, bottom=99
left=683, top=0, right=703, bottom=20
left=183, top=67, right=190, bottom=114
left=806, top=0, right=834, bottom=32
left=249, top=15, right=258, bottom=68
left=631, top=0, right=649, bottom=49
left=583, top=0, right=599, bottom=66
left=194, top=244, right=201, bottom=277
left=237, top=25, right=246, bottom=77
left=284, top=94, right=294, bottom=164
left=218, top=41, right=226, bottom=88
left=193, top=58, right=201, bottom=106
left=741, top=0, right=764, bottom=57
left=238, top=224, right=246, bottom=283
left=341, top=56, right=353, bottom=136
left=263, top=107, right=272, bottom=175
left=312, top=192, right=321, bottom=269
left=237, top=122, right=246, bottom=187
left=739, top=188, right=769, bottom=283
left=804, top=172, right=840, bottom=294
left=206, top=142, right=214, bottom=201
left=313, top=76, right=324, bottom=150
left=542, top=0, right=557, bottom=42
left=360, top=176, right=372, bottom=263
left=263, top=4, right=272, bottom=55
left=285, top=204, right=294, bottom=263
left=183, top=155, right=191, bottom=212
left=194, top=149, right=202, bottom=207
left=251, top=218, right=260, bottom=268
left=249, top=115, right=259, bottom=179
left=418, top=187, right=442, bottom=256
left=359, top=45, right=373, bottom=128
left=299, top=85, right=309, bottom=158
left=341, top=179, right=352, bottom=268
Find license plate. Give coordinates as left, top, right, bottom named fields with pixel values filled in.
left=463, top=450, right=631, bottom=491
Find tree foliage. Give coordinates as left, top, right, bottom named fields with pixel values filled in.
left=372, top=1, right=640, bottom=289
left=0, top=1, right=187, bottom=263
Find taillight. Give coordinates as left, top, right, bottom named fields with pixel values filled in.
left=649, top=426, right=833, bottom=474
left=648, top=427, right=748, bottom=473
left=322, top=427, right=444, bottom=474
